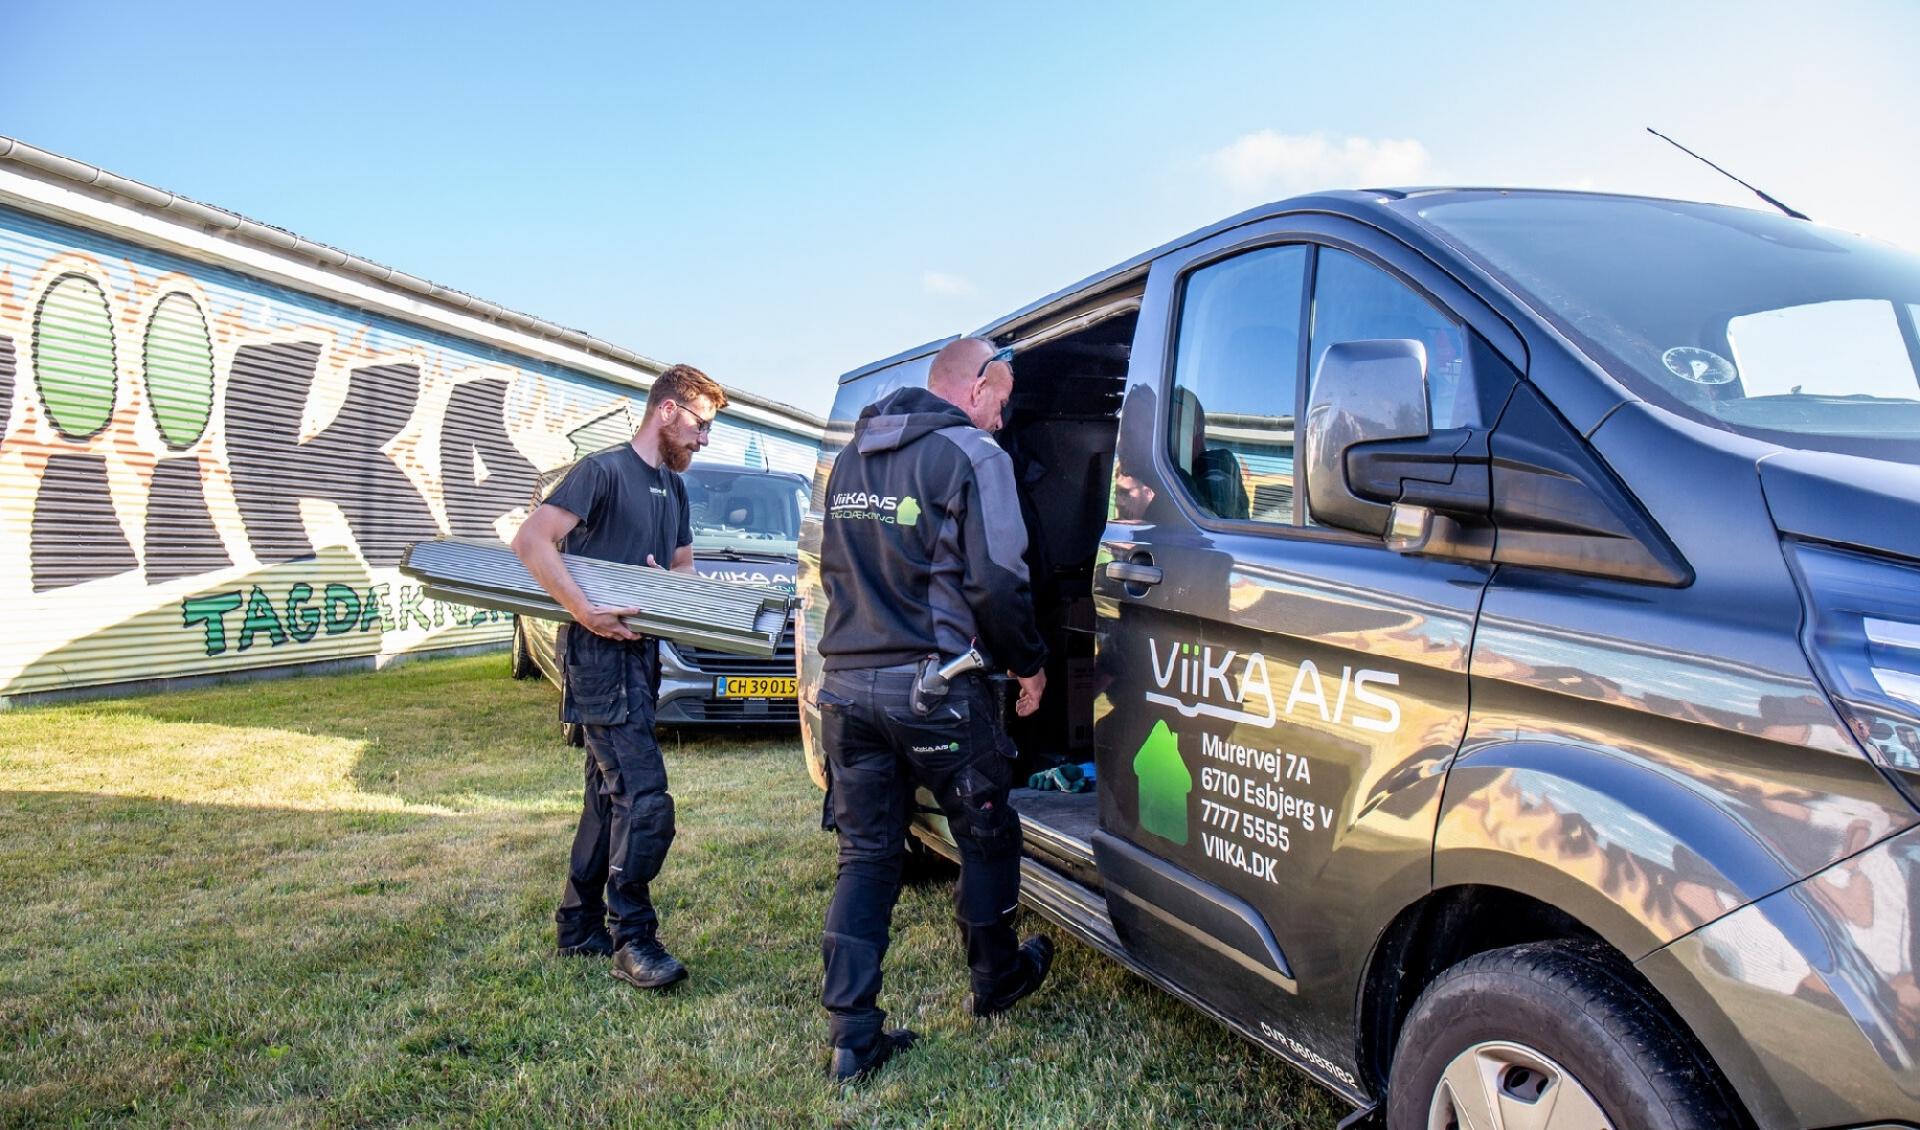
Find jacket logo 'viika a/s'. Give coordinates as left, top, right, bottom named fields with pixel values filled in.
left=828, top=492, right=921, bottom=526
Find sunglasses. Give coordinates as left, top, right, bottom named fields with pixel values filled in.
left=975, top=345, right=1015, bottom=383
left=668, top=401, right=715, bottom=435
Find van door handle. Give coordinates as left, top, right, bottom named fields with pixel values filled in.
left=1104, top=560, right=1164, bottom=587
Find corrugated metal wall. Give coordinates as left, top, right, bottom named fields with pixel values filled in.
left=0, top=200, right=820, bottom=700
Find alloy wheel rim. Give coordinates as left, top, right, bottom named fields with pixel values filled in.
left=1426, top=1040, right=1611, bottom=1130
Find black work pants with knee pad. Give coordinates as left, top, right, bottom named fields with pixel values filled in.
left=554, top=629, right=676, bottom=951
left=817, top=665, right=1024, bottom=1050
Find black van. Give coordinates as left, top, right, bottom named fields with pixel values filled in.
left=797, top=190, right=1920, bottom=1128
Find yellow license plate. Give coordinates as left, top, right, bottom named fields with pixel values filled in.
left=713, top=676, right=797, bottom=699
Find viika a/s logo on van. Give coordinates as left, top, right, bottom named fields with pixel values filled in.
left=1145, top=638, right=1402, bottom=733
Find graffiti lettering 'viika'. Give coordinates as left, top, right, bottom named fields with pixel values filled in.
left=0, top=201, right=816, bottom=701
left=15, top=283, right=543, bottom=590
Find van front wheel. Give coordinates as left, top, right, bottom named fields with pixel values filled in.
left=510, top=617, right=537, bottom=680
left=1386, top=942, right=1738, bottom=1130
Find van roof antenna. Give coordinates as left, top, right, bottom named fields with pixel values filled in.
left=1646, top=127, right=1810, bottom=221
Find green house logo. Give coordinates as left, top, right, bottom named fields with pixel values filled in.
left=896, top=495, right=922, bottom=527
left=1133, top=719, right=1192, bottom=845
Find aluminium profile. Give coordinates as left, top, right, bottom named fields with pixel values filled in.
left=400, top=537, right=793, bottom=658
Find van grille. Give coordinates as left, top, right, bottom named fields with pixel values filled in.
left=669, top=697, right=802, bottom=724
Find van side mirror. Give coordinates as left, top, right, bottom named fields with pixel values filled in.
left=1303, top=339, right=1432, bottom=536
left=1304, top=342, right=1689, bottom=584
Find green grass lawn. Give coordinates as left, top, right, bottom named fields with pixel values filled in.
left=0, top=653, right=1344, bottom=1128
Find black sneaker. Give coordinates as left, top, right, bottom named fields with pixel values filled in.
left=968, top=935, right=1054, bottom=1018
left=556, top=929, right=615, bottom=958
left=828, top=1027, right=918, bottom=1083
left=610, top=939, right=687, bottom=990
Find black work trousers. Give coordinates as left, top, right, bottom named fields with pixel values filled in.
left=817, top=665, right=1024, bottom=1050
left=554, top=628, right=676, bottom=951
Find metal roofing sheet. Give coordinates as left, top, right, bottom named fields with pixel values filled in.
left=400, top=538, right=793, bottom=657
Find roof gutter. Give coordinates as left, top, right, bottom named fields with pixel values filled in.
left=0, top=134, right=823, bottom=432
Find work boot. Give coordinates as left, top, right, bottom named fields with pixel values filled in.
left=556, top=927, right=614, bottom=958
left=610, top=939, right=687, bottom=990
left=828, top=1027, right=919, bottom=1083
left=968, top=935, right=1054, bottom=1018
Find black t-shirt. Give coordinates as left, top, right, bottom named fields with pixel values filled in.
left=544, top=443, right=692, bottom=569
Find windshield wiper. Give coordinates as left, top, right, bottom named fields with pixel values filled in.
left=697, top=544, right=793, bottom=561
left=1742, top=392, right=1920, bottom=404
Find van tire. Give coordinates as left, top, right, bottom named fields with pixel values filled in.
left=510, top=617, right=537, bottom=680
left=1386, top=942, right=1739, bottom=1130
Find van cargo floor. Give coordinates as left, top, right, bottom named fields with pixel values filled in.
left=1013, top=788, right=1099, bottom=844
left=1013, top=787, right=1100, bottom=889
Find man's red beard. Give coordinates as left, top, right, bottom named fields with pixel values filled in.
left=662, top=434, right=697, bottom=472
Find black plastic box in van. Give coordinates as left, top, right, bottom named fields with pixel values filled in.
left=799, top=189, right=1920, bottom=1128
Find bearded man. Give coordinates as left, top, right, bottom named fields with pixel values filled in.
left=511, top=363, right=726, bottom=989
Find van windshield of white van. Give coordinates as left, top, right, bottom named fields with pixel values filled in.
left=1415, top=193, right=1920, bottom=461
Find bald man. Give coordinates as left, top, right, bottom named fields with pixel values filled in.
left=812, top=335, right=1054, bottom=1082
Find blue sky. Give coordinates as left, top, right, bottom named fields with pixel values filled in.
left=8, top=1, right=1918, bottom=413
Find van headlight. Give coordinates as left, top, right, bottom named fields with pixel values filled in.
left=1788, top=539, right=1920, bottom=807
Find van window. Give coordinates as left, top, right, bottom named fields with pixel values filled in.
left=1309, top=248, right=1472, bottom=430
left=684, top=467, right=806, bottom=554
left=1167, top=244, right=1308, bottom=524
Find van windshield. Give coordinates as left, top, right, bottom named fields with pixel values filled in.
left=1415, top=193, right=1920, bottom=461
left=684, top=467, right=806, bottom=555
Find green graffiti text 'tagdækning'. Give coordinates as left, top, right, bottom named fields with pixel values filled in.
left=180, top=582, right=506, bottom=657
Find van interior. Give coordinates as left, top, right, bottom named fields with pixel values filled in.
left=989, top=303, right=1137, bottom=879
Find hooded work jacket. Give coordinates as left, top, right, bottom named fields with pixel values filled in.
left=817, top=386, right=1047, bottom=678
